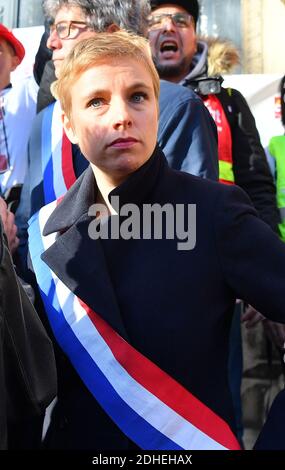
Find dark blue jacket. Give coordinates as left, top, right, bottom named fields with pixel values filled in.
left=158, top=80, right=218, bottom=178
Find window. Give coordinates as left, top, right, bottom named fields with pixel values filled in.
left=18, top=0, right=43, bottom=27
left=198, top=0, right=242, bottom=52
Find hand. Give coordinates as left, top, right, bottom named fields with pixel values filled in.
left=0, top=197, right=19, bottom=254
left=262, top=319, right=285, bottom=351
left=242, top=304, right=285, bottom=351
left=241, top=305, right=265, bottom=328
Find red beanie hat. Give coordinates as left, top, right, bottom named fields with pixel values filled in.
left=0, top=23, right=25, bottom=63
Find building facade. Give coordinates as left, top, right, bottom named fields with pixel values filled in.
left=0, top=0, right=43, bottom=28
left=199, top=0, right=285, bottom=74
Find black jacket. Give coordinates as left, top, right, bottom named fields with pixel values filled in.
left=0, top=220, right=57, bottom=449
left=218, top=87, right=280, bottom=231
left=183, top=41, right=280, bottom=233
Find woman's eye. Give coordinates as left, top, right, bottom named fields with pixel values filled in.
left=89, top=98, right=104, bottom=108
left=131, top=92, right=147, bottom=103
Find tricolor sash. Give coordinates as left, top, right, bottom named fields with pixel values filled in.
left=41, top=101, right=76, bottom=204
left=28, top=201, right=241, bottom=451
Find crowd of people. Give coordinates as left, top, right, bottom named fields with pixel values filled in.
left=1, top=0, right=285, bottom=452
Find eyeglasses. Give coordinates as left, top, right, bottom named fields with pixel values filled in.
left=148, top=12, right=193, bottom=30
left=50, top=20, right=90, bottom=39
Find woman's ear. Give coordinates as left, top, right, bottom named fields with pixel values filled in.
left=61, top=112, right=78, bottom=144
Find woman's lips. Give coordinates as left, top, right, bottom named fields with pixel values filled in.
left=108, top=138, right=138, bottom=148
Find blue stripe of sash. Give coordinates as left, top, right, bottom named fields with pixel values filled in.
left=41, top=104, right=56, bottom=203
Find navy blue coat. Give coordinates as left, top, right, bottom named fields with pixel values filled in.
left=39, top=148, right=285, bottom=449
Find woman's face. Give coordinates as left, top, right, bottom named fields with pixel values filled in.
left=63, top=56, right=159, bottom=187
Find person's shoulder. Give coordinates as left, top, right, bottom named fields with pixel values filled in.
left=165, top=166, right=218, bottom=195
left=270, top=134, right=285, bottom=145
left=221, top=86, right=248, bottom=106
left=167, top=166, right=215, bottom=188
left=159, top=79, right=201, bottom=104
left=166, top=167, right=252, bottom=205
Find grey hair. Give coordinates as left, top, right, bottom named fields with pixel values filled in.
left=42, top=0, right=151, bottom=36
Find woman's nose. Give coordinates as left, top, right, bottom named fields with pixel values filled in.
left=112, top=102, right=132, bottom=130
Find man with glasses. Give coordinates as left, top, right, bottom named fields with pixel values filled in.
left=148, top=2, right=198, bottom=84
left=50, top=20, right=90, bottom=40
left=15, top=0, right=218, bottom=277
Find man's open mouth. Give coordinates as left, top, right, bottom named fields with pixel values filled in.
left=160, top=40, right=178, bottom=53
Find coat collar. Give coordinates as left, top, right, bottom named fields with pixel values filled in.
left=43, top=144, right=167, bottom=236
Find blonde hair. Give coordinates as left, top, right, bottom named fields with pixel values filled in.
left=204, top=37, right=240, bottom=76
left=52, top=30, right=160, bottom=118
